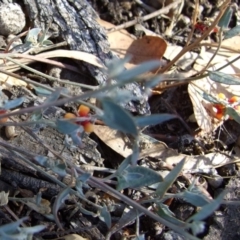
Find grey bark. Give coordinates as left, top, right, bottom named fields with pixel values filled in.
left=0, top=168, right=61, bottom=198
left=13, top=0, right=150, bottom=114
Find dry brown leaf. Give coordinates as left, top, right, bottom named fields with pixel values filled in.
left=98, top=18, right=135, bottom=59
left=94, top=125, right=169, bottom=158
left=93, top=125, right=132, bottom=158
left=126, top=35, right=167, bottom=68
left=98, top=19, right=167, bottom=69
left=0, top=73, right=27, bottom=89
left=63, top=234, right=89, bottom=240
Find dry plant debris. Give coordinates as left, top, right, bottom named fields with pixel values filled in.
left=0, top=0, right=240, bottom=240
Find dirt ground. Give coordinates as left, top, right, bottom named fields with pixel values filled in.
left=0, top=0, right=240, bottom=239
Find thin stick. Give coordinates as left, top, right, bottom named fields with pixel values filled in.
left=200, top=42, right=240, bottom=53
left=185, top=0, right=199, bottom=46
left=5, top=30, right=29, bottom=53
left=107, top=0, right=182, bottom=32
left=197, top=28, right=223, bottom=74
left=157, top=0, right=230, bottom=75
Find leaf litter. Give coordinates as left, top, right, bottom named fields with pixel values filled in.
left=0, top=1, right=239, bottom=240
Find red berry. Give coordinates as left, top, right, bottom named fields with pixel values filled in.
left=228, top=96, right=239, bottom=104
left=214, top=105, right=225, bottom=119
left=214, top=103, right=225, bottom=110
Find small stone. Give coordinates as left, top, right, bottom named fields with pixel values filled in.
left=0, top=3, right=26, bottom=36
left=162, top=231, right=184, bottom=240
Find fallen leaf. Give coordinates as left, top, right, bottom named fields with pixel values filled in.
left=0, top=191, right=8, bottom=206
left=150, top=146, right=233, bottom=174
left=164, top=45, right=198, bottom=71
left=98, top=19, right=167, bottom=70
left=63, top=234, right=89, bottom=240
left=165, top=152, right=231, bottom=173
left=126, top=35, right=167, bottom=67
left=93, top=125, right=133, bottom=158
left=98, top=18, right=135, bottom=59
left=94, top=125, right=169, bottom=158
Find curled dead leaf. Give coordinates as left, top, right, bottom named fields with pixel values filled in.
left=98, top=19, right=167, bottom=71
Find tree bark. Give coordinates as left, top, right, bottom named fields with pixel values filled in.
left=19, top=0, right=150, bottom=114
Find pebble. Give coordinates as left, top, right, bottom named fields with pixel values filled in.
left=0, top=3, right=25, bottom=35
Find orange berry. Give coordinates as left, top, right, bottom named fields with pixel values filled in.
left=0, top=109, right=8, bottom=124
left=78, top=105, right=90, bottom=117
left=217, top=93, right=226, bottom=100
left=215, top=112, right=224, bottom=120
left=64, top=113, right=77, bottom=119
left=229, top=96, right=239, bottom=104
left=81, top=121, right=94, bottom=133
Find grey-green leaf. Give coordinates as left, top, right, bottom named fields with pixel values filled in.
left=181, top=191, right=210, bottom=207
left=25, top=28, right=41, bottom=44
left=53, top=187, right=71, bottom=228
left=117, top=166, right=162, bottom=191
left=187, top=191, right=225, bottom=222
left=226, top=107, right=240, bottom=124
left=3, top=97, right=25, bottom=110
left=101, top=98, right=138, bottom=136
left=202, top=92, right=220, bottom=104
left=218, top=6, right=232, bottom=28
left=56, top=119, right=80, bottom=134
left=209, top=71, right=240, bottom=85
left=0, top=217, right=27, bottom=234
left=157, top=204, right=185, bottom=226
left=20, top=225, right=46, bottom=234
left=115, top=60, right=162, bottom=82
left=224, top=25, right=240, bottom=39
left=144, top=75, right=165, bottom=89
left=45, top=88, right=62, bottom=103
left=32, top=86, right=52, bottom=96
left=99, top=205, right=112, bottom=229
left=107, top=56, right=132, bottom=78
left=52, top=163, right=67, bottom=177
left=135, top=114, right=177, bottom=127
left=156, top=159, right=185, bottom=198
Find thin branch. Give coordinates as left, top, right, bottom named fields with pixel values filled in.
left=107, top=0, right=182, bottom=32
left=185, top=0, right=199, bottom=46
left=157, top=0, right=230, bottom=74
